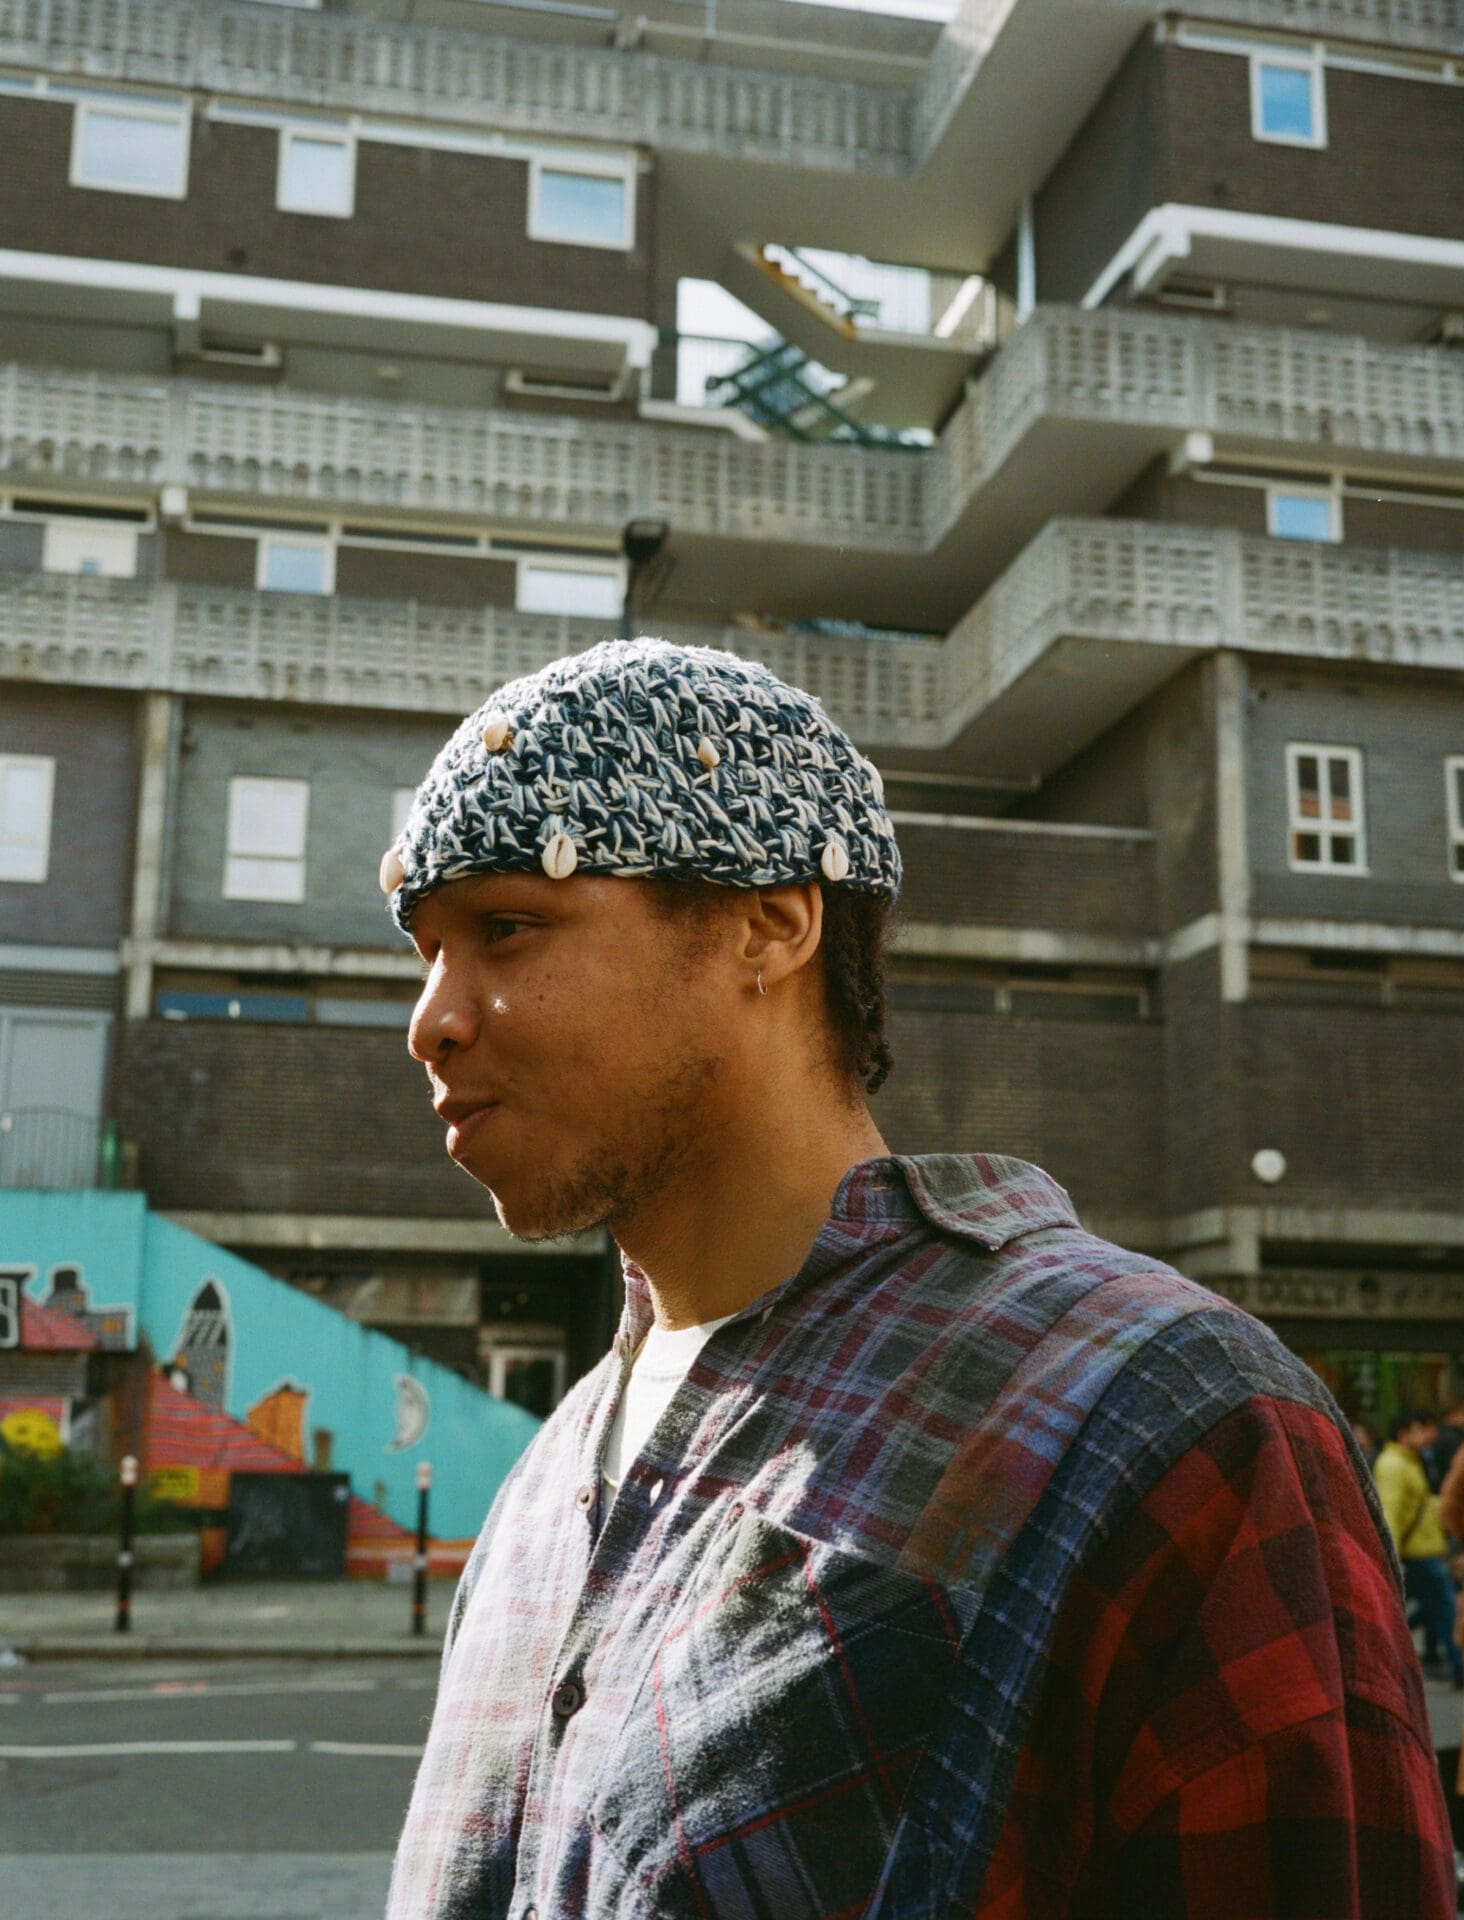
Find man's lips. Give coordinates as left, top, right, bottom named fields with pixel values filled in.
left=434, top=1099, right=500, bottom=1157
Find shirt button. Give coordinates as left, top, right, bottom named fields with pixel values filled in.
left=551, top=1679, right=584, bottom=1719
left=575, top=1483, right=596, bottom=1512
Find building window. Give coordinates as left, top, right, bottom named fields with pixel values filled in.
left=516, top=559, right=624, bottom=620
left=256, top=534, right=334, bottom=596
left=1250, top=53, right=1326, bottom=148
left=1267, top=486, right=1340, bottom=543
left=70, top=98, right=190, bottom=198
left=224, top=777, right=309, bottom=903
left=277, top=128, right=355, bottom=217
left=1447, top=758, right=1464, bottom=882
left=528, top=159, right=633, bottom=250
left=0, top=754, right=55, bottom=884
left=1287, top=745, right=1365, bottom=874
left=41, top=519, right=139, bottom=578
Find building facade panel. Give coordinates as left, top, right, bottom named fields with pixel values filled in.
left=0, top=684, right=138, bottom=946
left=115, top=1018, right=467, bottom=1218
left=1245, top=663, right=1464, bottom=921
left=894, top=820, right=1156, bottom=936
left=882, top=999, right=1165, bottom=1222
left=164, top=700, right=443, bottom=948
left=1233, top=998, right=1464, bottom=1211
left=0, top=101, right=657, bottom=322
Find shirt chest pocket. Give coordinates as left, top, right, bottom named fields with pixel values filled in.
left=588, top=1507, right=964, bottom=1920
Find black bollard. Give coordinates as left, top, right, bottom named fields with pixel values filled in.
left=412, top=1461, right=432, bottom=1637
left=115, top=1454, right=138, bottom=1633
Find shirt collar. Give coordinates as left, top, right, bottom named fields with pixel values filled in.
left=614, top=1152, right=1077, bottom=1352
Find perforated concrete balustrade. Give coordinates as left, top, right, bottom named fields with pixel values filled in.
left=0, top=0, right=1456, bottom=180
left=4, top=524, right=1458, bottom=751
left=1, top=311, right=1461, bottom=557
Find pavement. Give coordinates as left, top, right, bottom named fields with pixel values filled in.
left=0, top=1579, right=452, bottom=1661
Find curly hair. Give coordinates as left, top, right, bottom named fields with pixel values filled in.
left=650, top=880, right=894, bottom=1096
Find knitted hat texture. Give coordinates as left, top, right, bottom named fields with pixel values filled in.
left=383, top=637, right=900, bottom=929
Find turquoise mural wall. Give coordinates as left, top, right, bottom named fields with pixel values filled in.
left=0, top=1190, right=539, bottom=1540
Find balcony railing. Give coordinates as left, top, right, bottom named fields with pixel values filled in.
left=4, top=526, right=1459, bottom=748
left=0, top=569, right=947, bottom=740
left=1, top=310, right=1460, bottom=557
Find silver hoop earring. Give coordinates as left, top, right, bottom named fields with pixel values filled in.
left=756, top=968, right=767, bottom=997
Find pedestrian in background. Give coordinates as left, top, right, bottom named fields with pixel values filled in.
left=1428, top=1397, right=1464, bottom=1492
left=1376, top=1409, right=1463, bottom=1687
left=384, top=639, right=1453, bottom=1919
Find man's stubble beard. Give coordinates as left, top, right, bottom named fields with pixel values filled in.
left=485, top=1041, right=727, bottom=1244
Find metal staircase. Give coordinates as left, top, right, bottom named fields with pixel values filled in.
left=703, top=339, right=913, bottom=447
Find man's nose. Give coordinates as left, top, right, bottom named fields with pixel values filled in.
left=407, top=961, right=480, bottom=1064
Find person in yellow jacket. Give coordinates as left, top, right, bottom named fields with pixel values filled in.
left=1375, top=1408, right=1463, bottom=1686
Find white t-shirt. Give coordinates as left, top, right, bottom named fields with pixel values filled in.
left=600, top=1313, right=734, bottom=1494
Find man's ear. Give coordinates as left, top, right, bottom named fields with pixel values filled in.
left=736, top=884, right=823, bottom=994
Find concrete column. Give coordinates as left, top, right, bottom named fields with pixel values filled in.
left=1213, top=651, right=1250, bottom=1004
left=123, top=693, right=178, bottom=1021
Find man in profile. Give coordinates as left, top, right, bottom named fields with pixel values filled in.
left=384, top=638, right=1451, bottom=1918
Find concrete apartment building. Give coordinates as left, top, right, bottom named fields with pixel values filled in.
left=1, top=0, right=1461, bottom=1431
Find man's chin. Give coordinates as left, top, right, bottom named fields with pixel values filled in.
left=481, top=1172, right=612, bottom=1246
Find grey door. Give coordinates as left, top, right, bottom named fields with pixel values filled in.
left=0, top=1008, right=110, bottom=1188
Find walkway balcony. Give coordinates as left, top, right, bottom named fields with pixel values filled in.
left=0, top=1, right=1455, bottom=269
left=2, top=306, right=1460, bottom=621
left=4, top=523, right=1459, bottom=770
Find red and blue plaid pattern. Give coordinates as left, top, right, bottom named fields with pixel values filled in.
left=388, top=1155, right=1452, bottom=1918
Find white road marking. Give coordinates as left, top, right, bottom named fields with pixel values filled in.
left=0, top=1739, right=297, bottom=1758
left=42, top=1677, right=377, bottom=1705
left=309, top=1740, right=424, bottom=1758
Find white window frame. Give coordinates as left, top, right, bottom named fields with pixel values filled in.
left=276, top=125, right=356, bottom=218
left=0, top=753, right=56, bottom=885
left=1266, top=483, right=1341, bottom=543
left=69, top=96, right=191, bottom=199
left=224, top=776, right=310, bottom=904
left=527, top=154, right=635, bottom=252
left=1286, top=744, right=1366, bottom=876
left=255, top=532, right=335, bottom=596
left=1250, top=50, right=1327, bottom=149
left=1446, top=757, right=1464, bottom=884
left=485, top=1343, right=567, bottom=1411
left=41, top=518, right=139, bottom=578
left=515, top=556, right=625, bottom=619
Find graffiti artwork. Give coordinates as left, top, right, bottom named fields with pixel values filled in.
left=246, top=1380, right=310, bottom=1464
left=40, top=1264, right=134, bottom=1351
left=388, top=1373, right=430, bottom=1453
left=170, top=1280, right=232, bottom=1408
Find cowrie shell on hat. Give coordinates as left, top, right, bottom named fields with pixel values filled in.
left=480, top=713, right=513, bottom=753
left=867, top=762, right=885, bottom=804
left=379, top=847, right=405, bottom=894
left=541, top=832, right=578, bottom=880
left=696, top=738, right=721, bottom=771
left=821, top=839, right=851, bottom=883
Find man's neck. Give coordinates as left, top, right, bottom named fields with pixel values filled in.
left=614, top=1099, right=888, bottom=1332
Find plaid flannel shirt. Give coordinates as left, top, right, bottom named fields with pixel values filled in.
left=388, top=1154, right=1452, bottom=1919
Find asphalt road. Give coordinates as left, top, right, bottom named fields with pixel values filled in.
left=0, top=1657, right=436, bottom=1919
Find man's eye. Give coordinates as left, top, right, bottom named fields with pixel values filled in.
left=481, top=917, right=529, bottom=944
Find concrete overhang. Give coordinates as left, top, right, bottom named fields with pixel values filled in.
left=1094, top=205, right=1464, bottom=343
left=0, top=249, right=656, bottom=379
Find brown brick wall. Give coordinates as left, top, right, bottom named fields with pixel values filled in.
left=1231, top=998, right=1464, bottom=1211
left=895, top=820, right=1156, bottom=935
left=0, top=100, right=655, bottom=321
left=1165, top=51, right=1464, bottom=243
left=116, top=1018, right=479, bottom=1218
left=879, top=1001, right=1165, bottom=1221
left=1161, top=947, right=1231, bottom=1217
left=0, top=684, right=139, bottom=946
left=1035, top=31, right=1159, bottom=304
left=1034, top=41, right=1464, bottom=303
